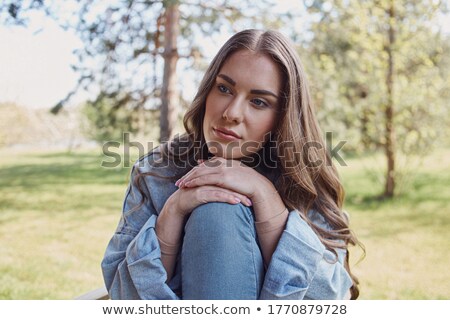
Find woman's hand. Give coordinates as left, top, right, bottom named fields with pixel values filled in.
left=176, top=157, right=270, bottom=200
left=169, top=175, right=253, bottom=218
left=175, top=157, right=285, bottom=220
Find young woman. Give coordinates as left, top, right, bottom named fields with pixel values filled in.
left=101, top=29, right=360, bottom=300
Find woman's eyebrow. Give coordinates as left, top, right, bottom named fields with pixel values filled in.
left=250, top=89, right=279, bottom=99
left=217, top=74, right=236, bottom=86
left=217, top=74, right=279, bottom=99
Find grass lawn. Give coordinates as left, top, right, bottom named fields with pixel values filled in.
left=0, top=147, right=449, bottom=299
left=341, top=148, right=450, bottom=299
left=0, top=149, right=128, bottom=299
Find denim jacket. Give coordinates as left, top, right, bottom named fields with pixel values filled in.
left=101, top=151, right=353, bottom=299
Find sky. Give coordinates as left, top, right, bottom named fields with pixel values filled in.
left=0, top=1, right=449, bottom=109
left=0, top=12, right=83, bottom=109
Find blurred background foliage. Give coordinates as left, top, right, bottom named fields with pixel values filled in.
left=307, top=0, right=450, bottom=155
left=0, top=0, right=449, bottom=299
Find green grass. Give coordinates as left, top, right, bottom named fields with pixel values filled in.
left=0, top=147, right=449, bottom=299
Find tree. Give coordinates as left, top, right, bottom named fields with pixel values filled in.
left=160, top=2, right=179, bottom=143
left=304, top=0, right=450, bottom=197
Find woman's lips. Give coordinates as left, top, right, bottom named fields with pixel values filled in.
left=213, top=127, right=241, bottom=141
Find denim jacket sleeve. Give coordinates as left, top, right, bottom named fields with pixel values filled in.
left=101, top=164, right=180, bottom=300
left=259, top=210, right=353, bottom=300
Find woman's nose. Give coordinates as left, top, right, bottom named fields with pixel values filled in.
left=222, top=96, right=245, bottom=123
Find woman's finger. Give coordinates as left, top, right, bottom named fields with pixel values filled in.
left=176, top=157, right=240, bottom=187
left=211, top=186, right=252, bottom=206
left=195, top=186, right=252, bottom=207
left=183, top=173, right=225, bottom=189
left=176, top=163, right=219, bottom=187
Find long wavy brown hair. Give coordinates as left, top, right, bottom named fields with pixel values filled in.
left=138, top=29, right=362, bottom=298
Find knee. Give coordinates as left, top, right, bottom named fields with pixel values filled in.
left=185, top=202, right=254, bottom=239
left=181, top=202, right=263, bottom=300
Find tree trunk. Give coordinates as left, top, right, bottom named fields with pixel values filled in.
left=159, top=3, right=179, bottom=143
left=384, top=0, right=396, bottom=198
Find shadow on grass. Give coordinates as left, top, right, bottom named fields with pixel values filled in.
left=0, top=152, right=136, bottom=225
left=344, top=168, right=450, bottom=240
left=345, top=171, right=449, bottom=209
left=0, top=152, right=131, bottom=189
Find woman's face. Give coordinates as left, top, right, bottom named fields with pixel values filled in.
left=203, top=50, right=282, bottom=159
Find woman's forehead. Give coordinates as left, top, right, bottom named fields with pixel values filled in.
left=218, top=50, right=282, bottom=93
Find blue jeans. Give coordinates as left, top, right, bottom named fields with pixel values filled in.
left=181, top=202, right=265, bottom=299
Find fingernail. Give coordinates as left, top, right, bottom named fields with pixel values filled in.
left=234, top=197, right=241, bottom=203
left=247, top=199, right=253, bottom=206
left=175, top=179, right=180, bottom=186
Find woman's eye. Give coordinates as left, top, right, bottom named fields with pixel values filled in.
left=252, top=98, right=269, bottom=108
left=218, top=84, right=230, bottom=94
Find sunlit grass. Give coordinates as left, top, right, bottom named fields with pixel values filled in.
left=0, top=147, right=448, bottom=299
